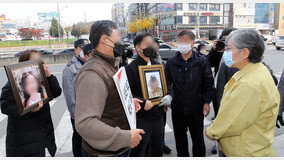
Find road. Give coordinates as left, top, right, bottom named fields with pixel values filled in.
left=0, top=47, right=283, bottom=157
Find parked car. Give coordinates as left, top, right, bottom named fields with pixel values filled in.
left=14, top=48, right=53, bottom=57
left=193, top=39, right=212, bottom=52
left=273, top=36, right=281, bottom=46
left=55, top=48, right=75, bottom=55
left=275, top=36, right=284, bottom=50
left=263, top=35, right=274, bottom=45
left=131, top=42, right=177, bottom=60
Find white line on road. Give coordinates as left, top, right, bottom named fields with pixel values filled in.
left=165, top=123, right=173, bottom=133
left=53, top=109, right=73, bottom=156
left=0, top=114, right=7, bottom=122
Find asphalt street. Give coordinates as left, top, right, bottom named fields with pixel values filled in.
left=0, top=47, right=283, bottom=157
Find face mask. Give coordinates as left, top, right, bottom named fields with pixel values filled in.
left=106, top=37, right=125, bottom=57
left=223, top=49, right=244, bottom=67
left=178, top=43, right=192, bottom=54
left=142, top=47, right=155, bottom=58
left=79, top=51, right=85, bottom=59
left=200, top=50, right=206, bottom=54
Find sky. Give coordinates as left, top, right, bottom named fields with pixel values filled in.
left=0, top=3, right=114, bottom=26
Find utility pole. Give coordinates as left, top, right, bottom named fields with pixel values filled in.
left=84, top=12, right=87, bottom=23
left=57, top=3, right=61, bottom=46
left=197, top=3, right=200, bottom=39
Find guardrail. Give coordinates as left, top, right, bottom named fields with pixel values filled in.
left=0, top=46, right=74, bottom=58
left=0, top=54, right=74, bottom=67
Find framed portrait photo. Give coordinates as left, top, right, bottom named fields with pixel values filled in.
left=4, top=60, right=53, bottom=116
left=138, top=65, right=167, bottom=106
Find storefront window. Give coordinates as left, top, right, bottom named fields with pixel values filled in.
left=176, top=16, right=183, bottom=24
left=189, top=16, right=197, bottom=24
left=200, top=16, right=207, bottom=24
left=210, top=16, right=220, bottom=24
left=209, top=4, right=220, bottom=11
left=200, top=3, right=207, bottom=11
left=176, top=3, right=183, bottom=10
left=160, top=17, right=175, bottom=25
left=189, top=3, right=197, bottom=11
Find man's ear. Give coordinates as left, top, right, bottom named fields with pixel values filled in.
left=100, top=35, right=107, bottom=44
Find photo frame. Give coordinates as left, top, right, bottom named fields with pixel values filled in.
left=4, top=60, right=53, bottom=116
left=138, top=64, right=168, bottom=106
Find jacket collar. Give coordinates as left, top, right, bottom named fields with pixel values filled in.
left=136, top=55, right=155, bottom=65
left=232, top=62, right=261, bottom=82
left=71, top=56, right=83, bottom=69
left=172, top=51, right=201, bottom=67
left=91, top=49, right=120, bottom=68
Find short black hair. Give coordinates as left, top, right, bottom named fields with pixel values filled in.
left=197, top=43, right=206, bottom=52
left=89, top=20, right=118, bottom=49
left=219, top=28, right=236, bottom=39
left=134, top=33, right=153, bottom=47
left=178, top=30, right=195, bottom=41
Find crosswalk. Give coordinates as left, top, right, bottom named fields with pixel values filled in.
left=0, top=99, right=214, bottom=157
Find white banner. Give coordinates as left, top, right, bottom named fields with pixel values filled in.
left=113, top=67, right=136, bottom=129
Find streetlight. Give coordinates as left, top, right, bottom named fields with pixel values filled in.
left=57, top=3, right=68, bottom=46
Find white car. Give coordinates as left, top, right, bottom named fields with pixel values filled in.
left=275, top=36, right=284, bottom=50
left=263, top=35, right=274, bottom=45
left=272, top=36, right=280, bottom=46
left=193, top=39, right=212, bottom=51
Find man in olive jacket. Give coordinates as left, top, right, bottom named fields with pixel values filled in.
left=74, top=20, right=144, bottom=157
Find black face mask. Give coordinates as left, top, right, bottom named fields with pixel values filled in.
left=106, top=37, right=125, bottom=57
left=142, top=46, right=155, bottom=58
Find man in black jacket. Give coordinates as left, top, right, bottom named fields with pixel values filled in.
left=126, top=33, right=172, bottom=157
left=165, top=31, right=214, bottom=157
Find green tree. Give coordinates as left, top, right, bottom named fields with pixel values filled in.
left=71, top=24, right=81, bottom=38
left=49, top=17, right=64, bottom=38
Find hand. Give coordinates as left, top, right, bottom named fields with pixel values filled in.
left=164, top=106, right=169, bottom=112
left=144, top=100, right=154, bottom=111
left=205, top=129, right=214, bottom=141
left=212, top=40, right=217, bottom=50
left=130, top=129, right=145, bottom=148
left=276, top=115, right=284, bottom=128
left=158, top=95, right=172, bottom=106
left=203, top=103, right=210, bottom=117
left=43, top=62, right=51, bottom=77
left=133, top=98, right=142, bottom=113
left=32, top=100, right=43, bottom=112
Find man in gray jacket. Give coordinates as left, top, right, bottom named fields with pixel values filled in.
left=277, top=68, right=284, bottom=128
left=62, top=39, right=89, bottom=157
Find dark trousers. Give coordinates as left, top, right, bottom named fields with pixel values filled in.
left=172, top=111, right=205, bottom=157
left=71, top=118, right=82, bottom=157
left=212, top=88, right=219, bottom=117
left=130, top=116, right=164, bottom=157
left=82, top=148, right=130, bottom=157
left=163, top=111, right=167, bottom=145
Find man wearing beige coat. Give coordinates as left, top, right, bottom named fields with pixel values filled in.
left=74, top=20, right=144, bottom=157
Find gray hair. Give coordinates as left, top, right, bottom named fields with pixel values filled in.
left=225, top=29, right=265, bottom=63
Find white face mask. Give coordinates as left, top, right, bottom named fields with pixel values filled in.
left=200, top=50, right=206, bottom=54
left=177, top=43, right=192, bottom=55
left=79, top=51, right=85, bottom=59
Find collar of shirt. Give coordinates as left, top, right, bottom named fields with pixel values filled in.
left=179, top=52, right=194, bottom=69
left=232, top=62, right=260, bottom=83
left=75, top=56, right=85, bottom=65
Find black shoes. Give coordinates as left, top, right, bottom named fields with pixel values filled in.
left=163, top=144, right=172, bottom=154
left=212, top=145, right=217, bottom=154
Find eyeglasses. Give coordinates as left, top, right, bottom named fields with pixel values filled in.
left=225, top=46, right=242, bottom=51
